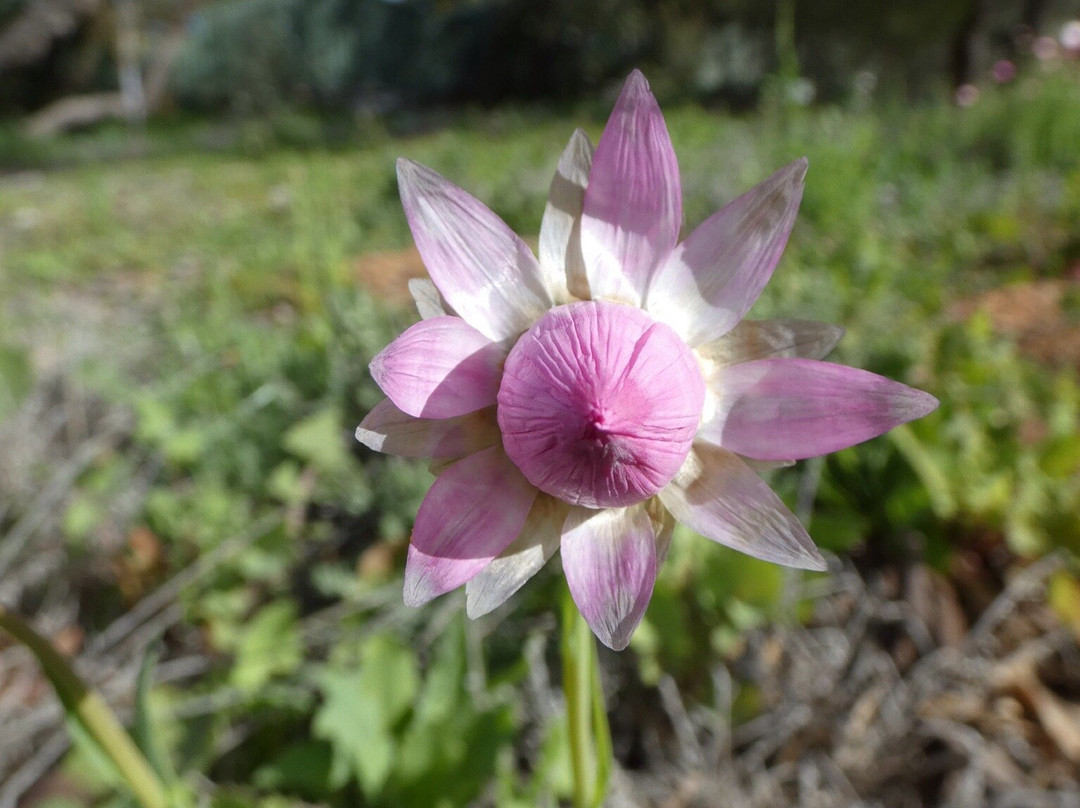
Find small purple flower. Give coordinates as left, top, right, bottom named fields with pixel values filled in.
left=357, top=71, right=938, bottom=650
left=992, top=59, right=1017, bottom=83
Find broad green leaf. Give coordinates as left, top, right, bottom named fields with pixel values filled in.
left=412, top=621, right=465, bottom=727
left=162, top=428, right=207, bottom=467
left=230, top=602, right=301, bottom=693
left=1040, top=435, right=1080, bottom=479
left=266, top=461, right=307, bottom=505
left=283, top=406, right=350, bottom=473
left=312, top=635, right=419, bottom=799
left=253, top=741, right=334, bottom=799
left=358, top=634, right=421, bottom=726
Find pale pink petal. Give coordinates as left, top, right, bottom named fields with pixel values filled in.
left=647, top=160, right=807, bottom=346
left=539, top=128, right=594, bottom=302
left=404, top=447, right=538, bottom=607
left=561, top=504, right=658, bottom=651
left=699, top=358, right=940, bottom=460
left=397, top=159, right=553, bottom=341
left=659, top=445, right=825, bottom=570
left=408, top=278, right=450, bottom=319
left=465, top=495, right=567, bottom=618
left=369, top=316, right=506, bottom=419
left=696, top=318, right=844, bottom=369
left=581, top=70, right=681, bottom=306
left=355, top=399, right=499, bottom=458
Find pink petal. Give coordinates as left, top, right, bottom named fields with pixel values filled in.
left=404, top=446, right=538, bottom=607
left=539, top=129, right=594, bottom=302
left=408, top=278, right=450, bottom=319
left=497, top=301, right=704, bottom=509
left=696, top=318, right=844, bottom=369
left=465, top=495, right=566, bottom=618
left=355, top=399, right=499, bottom=458
left=561, top=504, right=658, bottom=651
left=581, top=70, right=681, bottom=306
left=699, top=358, right=940, bottom=461
left=397, top=159, right=553, bottom=341
left=369, top=316, right=506, bottom=419
left=659, top=445, right=825, bottom=570
left=647, top=160, right=807, bottom=346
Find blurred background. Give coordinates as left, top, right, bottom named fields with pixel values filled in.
left=1, top=1, right=1080, bottom=806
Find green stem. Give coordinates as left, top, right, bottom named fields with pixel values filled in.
left=0, top=605, right=169, bottom=808
left=560, top=588, right=612, bottom=808
left=775, top=0, right=799, bottom=84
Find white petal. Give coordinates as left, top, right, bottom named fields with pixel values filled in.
left=408, top=278, right=450, bottom=319
left=659, top=444, right=826, bottom=571
left=697, top=318, right=844, bottom=369
left=356, top=399, right=498, bottom=458
left=539, top=129, right=594, bottom=302
left=465, top=495, right=566, bottom=618
left=397, top=159, right=552, bottom=342
left=646, top=499, right=677, bottom=566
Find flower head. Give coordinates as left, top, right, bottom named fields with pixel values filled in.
left=357, top=70, right=938, bottom=650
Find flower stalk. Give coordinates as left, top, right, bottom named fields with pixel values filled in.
left=561, top=586, right=612, bottom=808
left=0, top=604, right=168, bottom=808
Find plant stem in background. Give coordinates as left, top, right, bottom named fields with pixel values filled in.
left=0, top=605, right=169, bottom=808
left=775, top=0, right=799, bottom=84
left=561, top=588, right=612, bottom=808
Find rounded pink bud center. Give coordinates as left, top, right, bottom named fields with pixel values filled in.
left=498, top=301, right=705, bottom=509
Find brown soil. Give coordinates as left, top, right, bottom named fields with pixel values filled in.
left=948, top=276, right=1080, bottom=368
left=352, top=246, right=427, bottom=308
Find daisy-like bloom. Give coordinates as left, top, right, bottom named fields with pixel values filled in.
left=357, top=71, right=938, bottom=650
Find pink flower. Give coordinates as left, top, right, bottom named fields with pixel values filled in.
left=357, top=71, right=938, bottom=650
left=992, top=59, right=1017, bottom=83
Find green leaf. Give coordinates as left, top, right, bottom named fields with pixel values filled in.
left=133, top=642, right=178, bottom=787
left=266, top=461, right=307, bottom=505
left=134, top=396, right=175, bottom=446
left=230, top=602, right=302, bottom=693
left=0, top=344, right=32, bottom=420
left=253, top=740, right=334, bottom=799
left=312, top=635, right=419, bottom=799
left=358, top=634, right=422, bottom=726
left=62, top=495, right=105, bottom=545
left=1040, top=435, right=1080, bottom=478
left=412, top=622, right=465, bottom=727
left=162, top=428, right=208, bottom=467
left=283, top=406, right=350, bottom=473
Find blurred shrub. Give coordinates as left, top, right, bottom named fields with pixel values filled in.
left=172, top=0, right=299, bottom=113
left=165, top=0, right=1080, bottom=115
